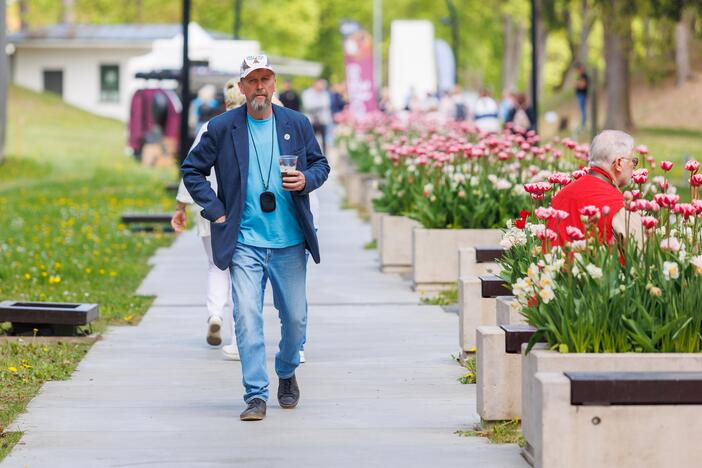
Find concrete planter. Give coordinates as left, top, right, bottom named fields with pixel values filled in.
left=412, top=228, right=502, bottom=290
left=379, top=215, right=421, bottom=273
left=475, top=296, right=525, bottom=420
left=344, top=172, right=374, bottom=208
left=363, top=177, right=382, bottom=216
left=369, top=209, right=383, bottom=241
left=457, top=247, right=501, bottom=277
left=458, top=277, right=497, bottom=352
left=496, top=296, right=524, bottom=326
left=476, top=326, right=522, bottom=421
left=522, top=349, right=702, bottom=467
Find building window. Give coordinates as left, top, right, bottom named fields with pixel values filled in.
left=100, top=64, right=120, bottom=102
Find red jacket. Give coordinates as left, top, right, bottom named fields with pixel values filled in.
left=547, top=167, right=623, bottom=245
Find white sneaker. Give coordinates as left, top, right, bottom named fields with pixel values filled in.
left=299, top=350, right=306, bottom=363
left=222, top=343, right=240, bottom=361
left=206, top=316, right=223, bottom=346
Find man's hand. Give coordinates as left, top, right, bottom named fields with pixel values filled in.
left=282, top=170, right=306, bottom=192
left=214, top=215, right=226, bottom=224
left=171, top=207, right=187, bottom=233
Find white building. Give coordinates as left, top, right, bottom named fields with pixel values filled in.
left=7, top=23, right=321, bottom=122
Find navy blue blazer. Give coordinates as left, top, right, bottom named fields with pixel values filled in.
left=181, top=104, right=330, bottom=270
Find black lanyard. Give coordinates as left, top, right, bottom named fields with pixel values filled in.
left=247, top=115, right=275, bottom=191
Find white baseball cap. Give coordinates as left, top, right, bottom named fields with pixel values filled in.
left=240, top=54, right=274, bottom=79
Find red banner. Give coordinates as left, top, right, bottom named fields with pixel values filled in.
left=342, top=26, right=377, bottom=116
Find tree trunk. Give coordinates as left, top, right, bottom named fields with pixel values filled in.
left=135, top=0, right=144, bottom=23
left=19, top=0, right=29, bottom=31
left=0, top=0, right=7, bottom=165
left=501, top=14, right=523, bottom=92
left=602, top=10, right=633, bottom=130
left=675, top=8, right=694, bottom=86
left=555, top=0, right=593, bottom=92
left=61, top=0, right=75, bottom=25
left=536, top=0, right=547, bottom=104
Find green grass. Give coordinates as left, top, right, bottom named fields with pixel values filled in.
left=456, top=355, right=476, bottom=385
left=420, top=286, right=459, bottom=306
left=0, top=432, right=22, bottom=461
left=363, top=239, right=377, bottom=250
left=0, top=341, right=89, bottom=460
left=0, top=85, right=177, bottom=459
left=456, top=419, right=525, bottom=446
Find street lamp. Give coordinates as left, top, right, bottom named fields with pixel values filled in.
left=179, top=0, right=191, bottom=166
left=530, top=0, right=538, bottom=133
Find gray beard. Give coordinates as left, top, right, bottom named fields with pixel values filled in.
left=250, top=95, right=271, bottom=113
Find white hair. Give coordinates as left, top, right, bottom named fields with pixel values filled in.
left=588, top=130, right=635, bottom=169
left=223, top=78, right=245, bottom=110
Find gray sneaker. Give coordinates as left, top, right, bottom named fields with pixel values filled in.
left=240, top=398, right=266, bottom=421
left=277, top=374, right=300, bottom=409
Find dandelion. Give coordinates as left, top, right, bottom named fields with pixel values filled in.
left=663, top=261, right=680, bottom=280
left=24, top=273, right=31, bottom=280
left=7, top=367, right=17, bottom=373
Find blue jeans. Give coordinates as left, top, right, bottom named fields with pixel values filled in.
left=576, top=93, right=587, bottom=128
left=230, top=242, right=307, bottom=403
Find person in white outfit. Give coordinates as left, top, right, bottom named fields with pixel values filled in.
left=172, top=151, right=231, bottom=347
left=472, top=88, right=500, bottom=133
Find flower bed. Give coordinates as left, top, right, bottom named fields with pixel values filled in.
left=503, top=156, right=702, bottom=353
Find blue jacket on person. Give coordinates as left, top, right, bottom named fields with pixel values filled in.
left=181, top=104, right=331, bottom=270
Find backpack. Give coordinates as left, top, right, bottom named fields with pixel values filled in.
left=512, top=107, right=531, bottom=130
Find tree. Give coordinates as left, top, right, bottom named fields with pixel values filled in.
left=501, top=12, right=525, bottom=92
left=1, top=0, right=7, bottom=165
left=600, top=1, right=635, bottom=130
left=552, top=0, right=596, bottom=92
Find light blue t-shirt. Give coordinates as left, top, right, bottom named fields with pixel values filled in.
left=237, top=114, right=304, bottom=248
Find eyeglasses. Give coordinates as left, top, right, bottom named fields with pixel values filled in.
left=618, top=156, right=639, bottom=167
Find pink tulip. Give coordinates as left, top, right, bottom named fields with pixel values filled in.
left=660, top=161, right=674, bottom=171
left=684, top=160, right=700, bottom=172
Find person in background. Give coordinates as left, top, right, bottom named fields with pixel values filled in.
left=279, top=79, right=301, bottom=112
left=575, top=63, right=589, bottom=129
left=171, top=79, right=242, bottom=353
left=302, top=79, right=333, bottom=154
left=330, top=83, right=347, bottom=119
left=498, top=89, right=515, bottom=123
left=505, top=92, right=535, bottom=133
left=472, top=88, right=500, bottom=133
left=191, top=84, right=220, bottom=134
left=547, top=130, right=642, bottom=246
left=378, top=87, right=394, bottom=114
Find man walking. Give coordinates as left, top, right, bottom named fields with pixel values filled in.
left=182, top=55, right=330, bottom=421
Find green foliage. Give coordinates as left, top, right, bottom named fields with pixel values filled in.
left=420, top=286, right=458, bottom=306
left=455, top=354, right=477, bottom=384
left=456, top=419, right=525, bottom=446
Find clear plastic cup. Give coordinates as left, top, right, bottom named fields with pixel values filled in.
left=279, top=155, right=298, bottom=176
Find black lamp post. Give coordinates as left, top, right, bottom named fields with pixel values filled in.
left=530, top=0, right=539, bottom=133
left=178, top=0, right=191, bottom=166
left=0, top=0, right=7, bottom=164
left=234, top=0, right=242, bottom=39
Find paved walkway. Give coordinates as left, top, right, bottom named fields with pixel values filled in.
left=3, top=172, right=526, bottom=467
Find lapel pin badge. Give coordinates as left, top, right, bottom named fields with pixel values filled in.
left=284, top=133, right=291, bottom=141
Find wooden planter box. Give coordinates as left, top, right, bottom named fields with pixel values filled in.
left=379, top=214, right=421, bottom=273
left=522, top=349, right=702, bottom=467
left=412, top=228, right=502, bottom=290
